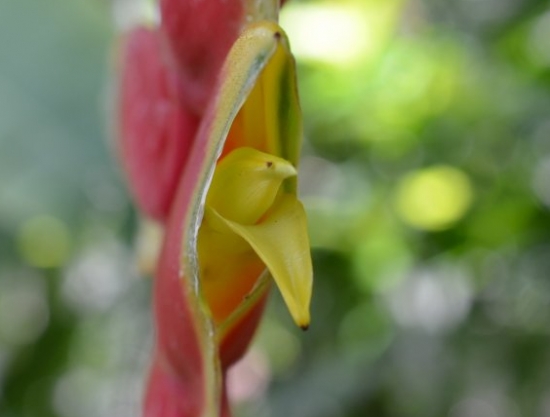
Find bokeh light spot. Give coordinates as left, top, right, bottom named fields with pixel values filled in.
left=394, top=165, right=473, bottom=231
left=281, top=3, right=372, bottom=66
left=226, top=348, right=270, bottom=404
left=17, top=215, right=71, bottom=268
left=63, top=241, right=136, bottom=314
left=112, top=0, right=159, bottom=32
left=386, top=263, right=472, bottom=332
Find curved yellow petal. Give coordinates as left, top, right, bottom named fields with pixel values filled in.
left=210, top=194, right=312, bottom=329
left=207, top=147, right=297, bottom=225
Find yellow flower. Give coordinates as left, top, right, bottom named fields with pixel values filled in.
left=178, top=21, right=313, bottom=332
left=199, top=147, right=312, bottom=328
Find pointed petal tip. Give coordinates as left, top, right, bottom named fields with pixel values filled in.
left=269, top=159, right=297, bottom=179
left=290, top=308, right=310, bottom=331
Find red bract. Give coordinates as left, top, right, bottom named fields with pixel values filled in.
left=144, top=128, right=272, bottom=414
left=118, top=27, right=199, bottom=221
left=158, top=0, right=289, bottom=112
left=116, top=3, right=306, bottom=417
left=159, top=0, right=245, bottom=112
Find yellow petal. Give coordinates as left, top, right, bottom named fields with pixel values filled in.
left=210, top=194, right=312, bottom=329
left=206, top=147, right=297, bottom=225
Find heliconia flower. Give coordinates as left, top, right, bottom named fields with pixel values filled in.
left=199, top=147, right=311, bottom=328
left=115, top=0, right=310, bottom=416
left=143, top=21, right=313, bottom=417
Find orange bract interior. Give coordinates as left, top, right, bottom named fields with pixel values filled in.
left=220, top=72, right=271, bottom=159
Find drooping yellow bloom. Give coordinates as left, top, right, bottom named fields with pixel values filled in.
left=178, top=22, right=314, bottom=333
left=199, top=147, right=312, bottom=329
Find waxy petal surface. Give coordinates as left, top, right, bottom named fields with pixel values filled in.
left=210, top=195, right=312, bottom=328
left=207, top=147, right=296, bottom=225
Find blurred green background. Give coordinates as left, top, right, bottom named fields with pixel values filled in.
left=1, top=0, right=550, bottom=416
